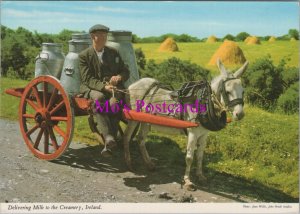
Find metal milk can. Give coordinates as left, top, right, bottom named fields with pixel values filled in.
left=71, top=33, right=92, bottom=44
left=35, top=43, right=65, bottom=90
left=60, top=33, right=91, bottom=95
left=106, top=31, right=139, bottom=88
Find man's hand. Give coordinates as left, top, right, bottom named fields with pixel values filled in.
left=110, top=75, right=122, bottom=86
left=104, top=85, right=115, bottom=93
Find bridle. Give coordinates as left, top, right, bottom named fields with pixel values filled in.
left=219, top=78, right=244, bottom=109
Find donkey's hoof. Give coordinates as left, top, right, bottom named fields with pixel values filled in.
left=197, top=174, right=207, bottom=183
left=127, top=165, right=134, bottom=172
left=147, top=161, right=156, bottom=171
left=101, top=148, right=113, bottom=158
left=183, top=181, right=197, bottom=191
left=125, top=160, right=134, bottom=171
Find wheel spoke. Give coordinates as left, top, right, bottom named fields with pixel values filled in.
left=44, top=129, right=49, bottom=154
left=43, top=82, right=48, bottom=108
left=32, top=86, right=42, bottom=108
left=51, top=116, right=68, bottom=121
left=34, top=128, right=44, bottom=149
left=48, top=126, right=59, bottom=150
left=50, top=100, right=65, bottom=115
left=47, top=88, right=58, bottom=110
left=53, top=125, right=66, bottom=139
left=26, top=124, right=39, bottom=136
left=20, top=76, right=72, bottom=160
left=23, top=114, right=35, bottom=119
left=26, top=99, right=39, bottom=112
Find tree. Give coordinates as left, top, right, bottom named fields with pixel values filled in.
left=277, top=82, right=299, bottom=114
left=16, top=27, right=39, bottom=47
left=288, top=29, right=299, bottom=40
left=223, top=34, right=235, bottom=41
left=277, top=34, right=290, bottom=41
left=132, top=34, right=140, bottom=43
left=242, top=56, right=284, bottom=110
left=132, top=33, right=200, bottom=43
left=159, top=33, right=177, bottom=42
left=1, top=36, right=31, bottom=78
left=142, top=57, right=210, bottom=88
left=236, top=32, right=250, bottom=41
left=263, top=36, right=271, bottom=41
left=177, top=34, right=200, bottom=42
left=282, top=67, right=298, bottom=87
left=58, top=29, right=76, bottom=42
left=134, top=48, right=146, bottom=76
left=0, top=25, right=14, bottom=40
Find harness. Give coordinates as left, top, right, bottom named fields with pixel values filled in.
left=219, top=78, right=244, bottom=108
left=136, top=78, right=244, bottom=132
left=176, top=78, right=244, bottom=131
left=140, top=81, right=174, bottom=102
left=194, top=81, right=227, bottom=131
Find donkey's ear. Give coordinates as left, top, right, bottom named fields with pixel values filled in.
left=234, top=61, right=249, bottom=78
left=217, top=58, right=228, bottom=77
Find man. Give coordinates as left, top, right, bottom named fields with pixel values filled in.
left=79, top=24, right=129, bottom=157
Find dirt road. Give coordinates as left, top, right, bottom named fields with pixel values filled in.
left=0, top=118, right=249, bottom=203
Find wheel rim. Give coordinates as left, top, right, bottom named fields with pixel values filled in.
left=19, top=75, right=74, bottom=160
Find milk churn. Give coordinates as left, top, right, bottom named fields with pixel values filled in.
left=71, top=33, right=92, bottom=44
left=35, top=43, right=65, bottom=90
left=106, top=31, right=139, bottom=88
left=60, top=33, right=91, bottom=95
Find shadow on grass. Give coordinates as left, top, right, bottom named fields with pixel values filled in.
left=52, top=135, right=298, bottom=203
left=198, top=170, right=298, bottom=203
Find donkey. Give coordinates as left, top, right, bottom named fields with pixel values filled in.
left=122, top=59, right=248, bottom=190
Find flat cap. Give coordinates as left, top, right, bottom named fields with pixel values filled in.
left=89, top=24, right=109, bottom=34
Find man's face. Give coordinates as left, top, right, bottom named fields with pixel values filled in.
left=91, top=31, right=108, bottom=48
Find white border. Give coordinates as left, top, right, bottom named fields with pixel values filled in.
left=0, top=203, right=299, bottom=214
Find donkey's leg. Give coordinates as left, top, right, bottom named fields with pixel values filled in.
left=123, top=121, right=139, bottom=171
left=183, top=130, right=198, bottom=191
left=196, top=133, right=208, bottom=182
left=136, top=123, right=155, bottom=170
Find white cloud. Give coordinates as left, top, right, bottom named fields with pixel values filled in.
left=95, top=6, right=144, bottom=13
left=2, top=8, right=80, bottom=19
left=73, top=5, right=147, bottom=14
left=2, top=9, right=34, bottom=18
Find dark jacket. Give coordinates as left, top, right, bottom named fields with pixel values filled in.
left=79, top=46, right=130, bottom=96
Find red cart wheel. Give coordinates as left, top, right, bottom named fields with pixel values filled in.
left=19, top=75, right=74, bottom=160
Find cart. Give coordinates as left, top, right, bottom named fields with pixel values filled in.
left=5, top=75, right=199, bottom=160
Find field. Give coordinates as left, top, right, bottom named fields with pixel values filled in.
left=0, top=41, right=298, bottom=201
left=133, top=41, right=299, bottom=75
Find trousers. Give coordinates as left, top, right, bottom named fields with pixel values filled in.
left=88, top=90, right=121, bottom=139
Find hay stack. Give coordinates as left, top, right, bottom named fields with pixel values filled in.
left=208, top=40, right=246, bottom=66
left=268, top=36, right=276, bottom=42
left=206, top=35, right=217, bottom=43
left=290, top=37, right=297, bottom=42
left=158, top=37, right=179, bottom=52
left=244, top=36, right=252, bottom=43
left=246, top=36, right=261, bottom=45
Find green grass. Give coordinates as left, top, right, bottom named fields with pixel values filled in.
left=134, top=41, right=299, bottom=75
left=1, top=38, right=299, bottom=202
left=0, top=77, right=28, bottom=119
left=205, top=106, right=299, bottom=199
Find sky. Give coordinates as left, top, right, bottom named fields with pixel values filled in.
left=1, top=1, right=299, bottom=38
